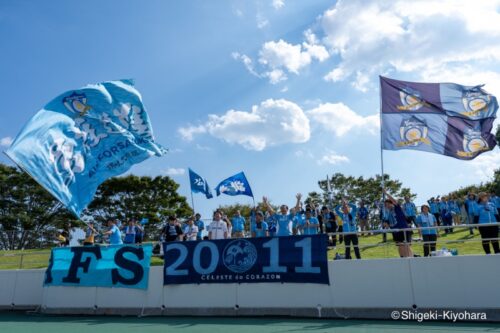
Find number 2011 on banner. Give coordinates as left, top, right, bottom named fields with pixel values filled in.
left=165, top=237, right=321, bottom=276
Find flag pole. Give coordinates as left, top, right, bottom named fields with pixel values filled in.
left=379, top=76, right=386, bottom=200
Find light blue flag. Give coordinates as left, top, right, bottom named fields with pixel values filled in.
left=6, top=80, right=166, bottom=217
left=215, top=172, right=253, bottom=197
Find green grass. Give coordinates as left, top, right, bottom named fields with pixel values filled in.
left=0, top=227, right=489, bottom=270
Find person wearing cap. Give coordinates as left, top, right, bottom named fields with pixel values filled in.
left=83, top=221, right=97, bottom=246
left=477, top=192, right=500, bottom=254
left=415, top=205, right=438, bottom=256
left=162, top=216, right=184, bottom=242
left=335, top=199, right=361, bottom=259
left=251, top=211, right=269, bottom=237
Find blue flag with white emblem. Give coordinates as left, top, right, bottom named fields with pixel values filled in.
left=6, top=80, right=166, bottom=217
left=189, top=168, right=213, bottom=199
left=215, top=172, right=253, bottom=197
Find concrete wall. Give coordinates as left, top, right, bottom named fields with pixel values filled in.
left=1, top=255, right=499, bottom=319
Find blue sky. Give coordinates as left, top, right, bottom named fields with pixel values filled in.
left=1, top=0, right=499, bottom=218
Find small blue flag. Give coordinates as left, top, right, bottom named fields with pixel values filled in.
left=189, top=168, right=213, bottom=199
left=140, top=218, right=149, bottom=225
left=6, top=79, right=166, bottom=217
left=215, top=172, right=253, bottom=197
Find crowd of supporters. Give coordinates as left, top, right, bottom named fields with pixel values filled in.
left=62, top=191, right=500, bottom=258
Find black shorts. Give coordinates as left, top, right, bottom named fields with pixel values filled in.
left=392, top=230, right=412, bottom=243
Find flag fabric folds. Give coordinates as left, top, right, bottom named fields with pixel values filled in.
left=189, top=168, right=213, bottom=199
left=215, top=172, right=253, bottom=197
left=380, top=76, right=497, bottom=160
left=6, top=79, right=166, bottom=217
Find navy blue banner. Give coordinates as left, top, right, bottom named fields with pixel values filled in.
left=163, top=235, right=329, bottom=284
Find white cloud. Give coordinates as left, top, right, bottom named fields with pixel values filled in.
left=318, top=151, right=350, bottom=165
left=272, top=0, right=284, bottom=10
left=234, top=31, right=329, bottom=84
left=164, top=168, right=185, bottom=177
left=0, top=136, right=13, bottom=147
left=178, top=99, right=310, bottom=151
left=468, top=149, right=500, bottom=181
left=319, top=0, right=500, bottom=91
left=178, top=125, right=206, bottom=141
left=307, top=103, right=379, bottom=137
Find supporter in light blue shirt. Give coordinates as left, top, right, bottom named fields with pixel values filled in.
left=298, top=210, right=319, bottom=235
left=231, top=211, right=246, bottom=238
left=403, top=197, right=417, bottom=217
left=104, top=219, right=123, bottom=245
left=334, top=201, right=360, bottom=259
left=194, top=214, right=205, bottom=240
left=262, top=194, right=301, bottom=237
left=251, top=211, right=269, bottom=237
left=415, top=205, right=438, bottom=256
left=476, top=193, right=500, bottom=254
left=291, top=208, right=303, bottom=235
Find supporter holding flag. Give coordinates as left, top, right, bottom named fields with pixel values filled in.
left=262, top=194, right=302, bottom=237
left=231, top=210, right=246, bottom=238
left=208, top=211, right=228, bottom=240
left=162, top=216, right=184, bottom=242
left=383, top=189, right=414, bottom=258
left=103, top=219, right=123, bottom=245
left=403, top=196, right=417, bottom=227
left=194, top=213, right=205, bottom=240
left=251, top=211, right=269, bottom=237
left=477, top=193, right=500, bottom=254
left=319, top=206, right=337, bottom=246
left=335, top=200, right=361, bottom=260
left=415, top=205, right=438, bottom=257
left=298, top=209, right=320, bottom=235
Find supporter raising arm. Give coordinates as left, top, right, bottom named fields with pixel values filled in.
left=335, top=200, right=361, bottom=259
left=383, top=189, right=413, bottom=258
left=262, top=194, right=301, bottom=237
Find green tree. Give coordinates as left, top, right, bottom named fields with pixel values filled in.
left=85, top=175, right=192, bottom=238
left=0, top=164, right=78, bottom=249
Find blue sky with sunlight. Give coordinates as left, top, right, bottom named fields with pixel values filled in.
left=1, top=0, right=499, bottom=218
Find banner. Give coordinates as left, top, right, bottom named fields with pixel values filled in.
left=163, top=235, right=329, bottom=285
left=6, top=80, right=166, bottom=217
left=44, top=244, right=152, bottom=289
left=380, top=76, right=497, bottom=160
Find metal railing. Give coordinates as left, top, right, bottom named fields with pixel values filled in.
left=0, top=222, right=498, bottom=269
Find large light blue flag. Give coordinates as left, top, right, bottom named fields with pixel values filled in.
left=188, top=168, right=213, bottom=199
left=215, top=172, right=253, bottom=197
left=6, top=80, right=166, bottom=217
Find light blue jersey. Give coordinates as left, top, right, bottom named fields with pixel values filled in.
left=335, top=204, right=358, bottom=233
left=300, top=216, right=319, bottom=235
left=273, top=213, right=293, bottom=236
left=231, top=216, right=245, bottom=232
left=477, top=202, right=498, bottom=224
left=251, top=222, right=268, bottom=237
left=109, top=225, right=123, bottom=245
left=428, top=201, right=439, bottom=214
left=416, top=213, right=437, bottom=235
left=195, top=219, right=205, bottom=239
left=403, top=202, right=417, bottom=217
